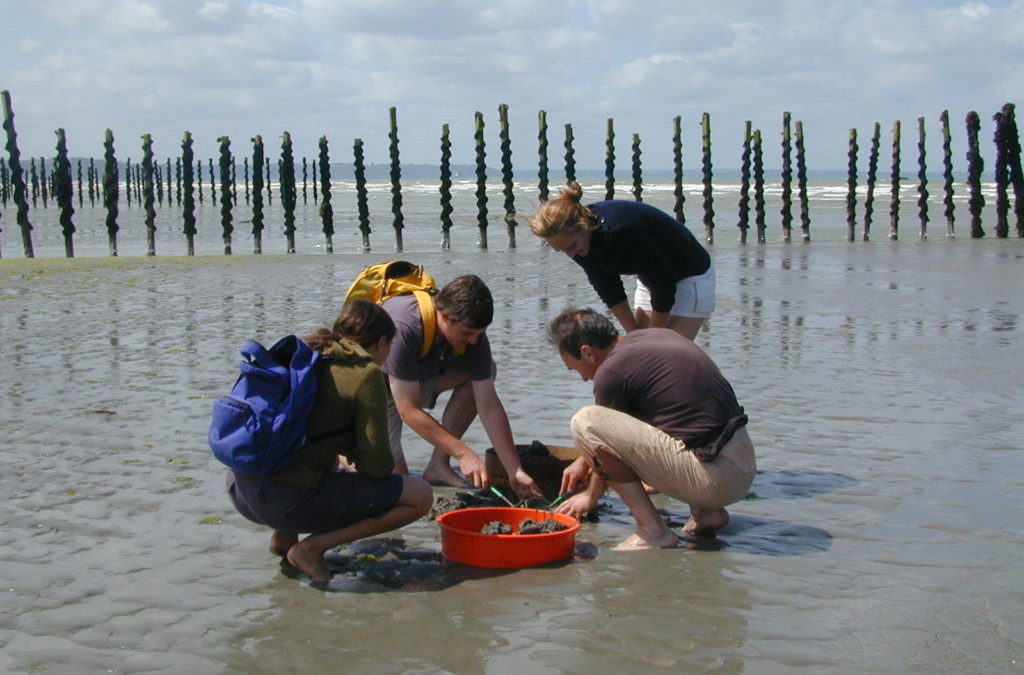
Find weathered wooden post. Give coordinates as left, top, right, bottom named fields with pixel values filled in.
left=242, top=156, right=250, bottom=205
left=280, top=131, right=297, bottom=253
left=165, top=158, right=173, bottom=207
left=701, top=112, right=714, bottom=244
left=141, top=133, right=157, bottom=256
left=440, top=124, right=453, bottom=249
left=265, top=157, right=272, bottom=205
left=2, top=90, right=34, bottom=257
left=672, top=115, right=685, bottom=224
left=89, top=158, right=98, bottom=207
left=537, top=110, right=549, bottom=204
left=992, top=109, right=1010, bottom=238
left=251, top=135, right=265, bottom=253
left=916, top=117, right=928, bottom=240
left=474, top=111, right=488, bottom=249
left=29, top=158, right=38, bottom=208
left=218, top=136, right=233, bottom=254
left=174, top=157, right=181, bottom=206
left=738, top=120, right=752, bottom=243
left=76, top=159, right=83, bottom=208
left=182, top=131, right=196, bottom=255
left=498, top=103, right=516, bottom=248
left=846, top=128, right=857, bottom=242
left=154, top=163, right=163, bottom=206
left=1003, top=103, right=1024, bottom=237
left=301, top=156, right=308, bottom=204
left=196, top=160, right=203, bottom=205
left=102, top=130, right=119, bottom=256
left=319, top=140, right=334, bottom=253
left=54, top=129, right=76, bottom=257
left=604, top=118, right=615, bottom=200
left=40, top=158, right=49, bottom=207
left=231, top=159, right=237, bottom=206
left=124, top=158, right=132, bottom=207
left=352, top=137, right=369, bottom=251
left=753, top=128, right=765, bottom=243
left=889, top=120, right=901, bottom=240
left=312, top=159, right=318, bottom=204
left=564, top=123, right=576, bottom=184
left=781, top=111, right=793, bottom=242
left=631, top=133, right=642, bottom=203
left=863, top=123, right=880, bottom=241
left=795, top=120, right=810, bottom=241
left=965, top=111, right=985, bottom=238
left=208, top=158, right=216, bottom=205
left=388, top=107, right=404, bottom=251
left=940, top=110, right=955, bottom=238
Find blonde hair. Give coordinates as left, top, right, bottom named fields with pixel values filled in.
left=529, top=181, right=598, bottom=239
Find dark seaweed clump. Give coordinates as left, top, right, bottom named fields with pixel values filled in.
left=480, top=521, right=513, bottom=535
left=518, top=518, right=569, bottom=534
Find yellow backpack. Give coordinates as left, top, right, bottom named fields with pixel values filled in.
left=344, top=261, right=438, bottom=357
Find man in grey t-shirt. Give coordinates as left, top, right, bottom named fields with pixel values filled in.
left=381, top=274, right=541, bottom=498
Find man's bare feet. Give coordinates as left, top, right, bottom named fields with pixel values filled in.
left=682, top=507, right=730, bottom=536
left=612, top=530, right=680, bottom=551
left=286, top=541, right=332, bottom=582
left=422, top=463, right=471, bottom=488
left=269, top=531, right=298, bottom=557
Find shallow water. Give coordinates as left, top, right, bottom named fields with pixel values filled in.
left=1, top=187, right=1022, bottom=673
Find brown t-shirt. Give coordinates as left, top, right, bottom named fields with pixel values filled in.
left=593, top=328, right=745, bottom=456
left=380, top=294, right=494, bottom=382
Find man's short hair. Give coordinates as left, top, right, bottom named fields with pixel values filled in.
left=436, top=274, right=494, bottom=329
left=547, top=307, right=619, bottom=358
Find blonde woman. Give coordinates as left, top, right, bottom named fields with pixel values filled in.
left=530, top=181, right=714, bottom=340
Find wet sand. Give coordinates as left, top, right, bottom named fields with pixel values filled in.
left=1, top=188, right=1022, bottom=673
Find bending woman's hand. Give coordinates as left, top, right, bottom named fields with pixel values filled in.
left=509, top=468, right=543, bottom=499
left=456, top=451, right=488, bottom=489
left=559, top=457, right=592, bottom=495
left=554, top=493, right=596, bottom=521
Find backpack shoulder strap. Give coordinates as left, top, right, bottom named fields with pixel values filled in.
left=412, top=290, right=435, bottom=358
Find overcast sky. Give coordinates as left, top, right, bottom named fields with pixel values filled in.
left=1, top=0, right=1021, bottom=174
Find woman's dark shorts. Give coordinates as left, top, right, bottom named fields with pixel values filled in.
left=226, top=470, right=405, bottom=535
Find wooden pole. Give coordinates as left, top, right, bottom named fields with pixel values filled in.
left=701, top=112, right=714, bottom=244
left=992, top=108, right=1009, bottom=238
left=965, top=111, right=985, bottom=238
left=1003, top=103, right=1024, bottom=237
left=182, top=131, right=196, bottom=255
left=474, top=111, right=488, bottom=249
left=939, top=110, right=955, bottom=238
left=498, top=103, right=516, bottom=248
left=280, top=131, right=297, bottom=253
left=889, top=120, right=901, bottom=240
left=738, top=120, right=751, bottom=243
left=781, top=111, right=793, bottom=242
left=753, top=128, right=765, bottom=243
left=604, top=118, right=615, bottom=200
left=321, top=136, right=337, bottom=252
left=672, top=115, right=685, bottom=224
left=631, top=133, right=642, bottom=203
left=388, top=106, right=404, bottom=251
left=440, top=124, right=453, bottom=249
left=102, top=129, right=119, bottom=256
left=352, top=137, right=369, bottom=251
left=795, top=120, right=811, bottom=241
left=563, top=123, right=576, bottom=184
left=54, top=128, right=76, bottom=257
left=218, top=136, right=233, bottom=254
left=863, top=122, right=880, bottom=241
left=537, top=110, right=549, bottom=204
left=251, top=135, right=265, bottom=253
left=916, top=117, right=928, bottom=240
left=141, top=133, right=156, bottom=256
left=846, top=128, right=857, bottom=242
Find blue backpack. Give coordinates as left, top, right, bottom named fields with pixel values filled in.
left=208, top=335, right=322, bottom=476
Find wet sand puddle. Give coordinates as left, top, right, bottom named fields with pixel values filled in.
left=1, top=229, right=1021, bottom=672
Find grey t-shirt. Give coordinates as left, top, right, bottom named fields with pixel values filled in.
left=381, top=294, right=494, bottom=382
left=593, top=328, right=745, bottom=449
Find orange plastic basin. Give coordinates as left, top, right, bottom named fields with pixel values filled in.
left=436, top=507, right=581, bottom=568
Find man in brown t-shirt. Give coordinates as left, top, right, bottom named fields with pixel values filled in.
left=382, top=274, right=541, bottom=498
left=548, top=308, right=756, bottom=550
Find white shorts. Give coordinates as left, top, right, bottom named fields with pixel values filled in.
left=634, top=263, right=716, bottom=318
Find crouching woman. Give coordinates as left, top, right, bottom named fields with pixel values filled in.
left=226, top=300, right=433, bottom=582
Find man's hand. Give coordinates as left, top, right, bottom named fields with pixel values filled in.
left=559, top=457, right=592, bottom=495
left=508, top=468, right=543, bottom=499
left=456, top=450, right=488, bottom=488
left=554, top=493, right=597, bottom=521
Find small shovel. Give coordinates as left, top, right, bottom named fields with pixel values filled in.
left=489, top=485, right=517, bottom=507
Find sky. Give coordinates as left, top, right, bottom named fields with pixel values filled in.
left=1, top=0, right=1022, bottom=174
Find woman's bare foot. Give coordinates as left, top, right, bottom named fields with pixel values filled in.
left=286, top=541, right=332, bottom=582
left=612, top=529, right=680, bottom=551
left=269, top=531, right=298, bottom=557
left=682, top=507, right=730, bottom=536
left=422, top=463, right=471, bottom=488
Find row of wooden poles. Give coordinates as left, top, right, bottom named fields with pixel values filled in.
left=3, top=91, right=1023, bottom=258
